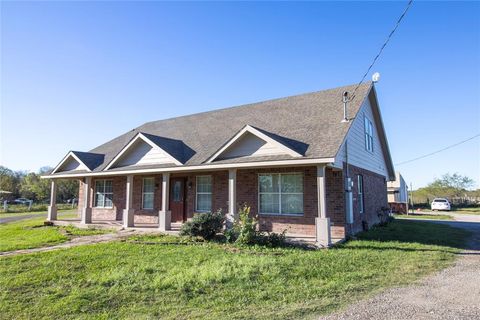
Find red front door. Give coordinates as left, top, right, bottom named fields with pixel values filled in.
left=170, top=178, right=186, bottom=222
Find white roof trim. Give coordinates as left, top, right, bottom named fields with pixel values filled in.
left=206, top=125, right=303, bottom=163
left=51, top=151, right=91, bottom=174
left=42, top=157, right=336, bottom=179
left=104, top=133, right=183, bottom=170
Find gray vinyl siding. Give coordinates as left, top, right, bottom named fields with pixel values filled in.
left=335, top=97, right=389, bottom=177
left=218, top=132, right=288, bottom=160
left=116, top=139, right=177, bottom=167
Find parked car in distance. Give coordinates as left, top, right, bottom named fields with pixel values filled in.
left=431, top=198, right=451, bottom=211
left=14, top=198, right=32, bottom=205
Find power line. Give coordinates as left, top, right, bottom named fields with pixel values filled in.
left=349, top=0, right=414, bottom=100
left=395, top=133, right=480, bottom=166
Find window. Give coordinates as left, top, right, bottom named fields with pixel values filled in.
left=94, top=180, right=113, bottom=208
left=173, top=180, right=182, bottom=202
left=357, top=175, right=364, bottom=214
left=142, top=178, right=154, bottom=209
left=196, top=176, right=212, bottom=212
left=259, top=173, right=303, bottom=215
left=364, top=116, right=374, bottom=152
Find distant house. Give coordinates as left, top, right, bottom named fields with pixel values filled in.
left=387, top=172, right=409, bottom=213
left=43, top=82, right=395, bottom=246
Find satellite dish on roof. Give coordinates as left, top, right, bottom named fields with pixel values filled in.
left=372, top=72, right=381, bottom=83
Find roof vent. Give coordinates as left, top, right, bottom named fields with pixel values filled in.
left=342, top=91, right=350, bottom=123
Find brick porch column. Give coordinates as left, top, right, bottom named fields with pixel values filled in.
left=159, top=172, right=171, bottom=231
left=123, top=175, right=135, bottom=228
left=227, top=169, right=237, bottom=227
left=47, top=180, right=57, bottom=221
left=80, top=177, right=92, bottom=224
left=315, top=165, right=331, bottom=247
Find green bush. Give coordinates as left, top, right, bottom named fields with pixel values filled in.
left=235, top=205, right=258, bottom=245
left=226, top=205, right=287, bottom=247
left=261, top=231, right=287, bottom=247
left=180, top=209, right=225, bottom=240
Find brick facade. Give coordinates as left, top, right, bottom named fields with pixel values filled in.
left=325, top=168, right=346, bottom=239
left=176, top=170, right=229, bottom=219
left=346, top=163, right=388, bottom=234
left=75, top=163, right=387, bottom=238
left=78, top=176, right=126, bottom=221
left=132, top=175, right=163, bottom=224
left=237, top=166, right=318, bottom=236
left=389, top=202, right=407, bottom=214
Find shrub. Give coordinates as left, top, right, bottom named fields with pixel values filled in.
left=235, top=205, right=258, bottom=245
left=226, top=205, right=287, bottom=247
left=254, top=230, right=287, bottom=247
left=377, top=206, right=393, bottom=226
left=180, top=209, right=225, bottom=240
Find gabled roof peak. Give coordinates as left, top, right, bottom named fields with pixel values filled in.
left=205, top=124, right=305, bottom=163
left=51, top=151, right=104, bottom=174
left=103, top=132, right=191, bottom=170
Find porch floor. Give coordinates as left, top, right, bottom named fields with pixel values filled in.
left=50, top=219, right=344, bottom=247
left=52, top=218, right=181, bottom=235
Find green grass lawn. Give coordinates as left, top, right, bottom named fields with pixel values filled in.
left=0, top=220, right=470, bottom=319
left=0, top=216, right=110, bottom=252
left=394, top=213, right=453, bottom=220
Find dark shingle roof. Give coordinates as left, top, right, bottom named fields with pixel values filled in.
left=55, top=82, right=374, bottom=174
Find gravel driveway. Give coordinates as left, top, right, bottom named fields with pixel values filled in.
left=320, top=218, right=480, bottom=320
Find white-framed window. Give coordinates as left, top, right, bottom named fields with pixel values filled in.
left=358, top=175, right=364, bottom=214
left=142, top=177, right=155, bottom=210
left=196, top=175, right=212, bottom=212
left=364, top=115, right=374, bottom=152
left=258, top=173, right=303, bottom=215
left=94, top=180, right=113, bottom=208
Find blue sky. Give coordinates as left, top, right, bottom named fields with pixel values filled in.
left=1, top=1, right=479, bottom=189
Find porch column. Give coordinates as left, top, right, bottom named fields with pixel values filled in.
left=159, top=172, right=171, bottom=231
left=47, top=180, right=57, bottom=221
left=315, top=165, right=331, bottom=247
left=123, top=175, right=135, bottom=228
left=80, top=177, right=92, bottom=224
left=227, top=169, right=237, bottom=227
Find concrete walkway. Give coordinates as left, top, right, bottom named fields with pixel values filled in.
left=320, top=215, right=480, bottom=320
left=0, top=230, right=136, bottom=257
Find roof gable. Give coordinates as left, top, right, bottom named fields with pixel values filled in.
left=52, top=151, right=104, bottom=174
left=333, top=86, right=395, bottom=180
left=104, top=133, right=184, bottom=170
left=206, top=125, right=303, bottom=163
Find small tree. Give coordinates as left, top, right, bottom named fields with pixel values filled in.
left=225, top=205, right=287, bottom=247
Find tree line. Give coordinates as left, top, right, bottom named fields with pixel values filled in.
left=0, top=166, right=78, bottom=203
left=412, top=173, right=479, bottom=205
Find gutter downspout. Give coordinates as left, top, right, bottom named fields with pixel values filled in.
left=345, top=139, right=354, bottom=226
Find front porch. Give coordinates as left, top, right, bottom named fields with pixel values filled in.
left=47, top=218, right=338, bottom=246
left=50, top=217, right=183, bottom=236
left=46, top=165, right=342, bottom=247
